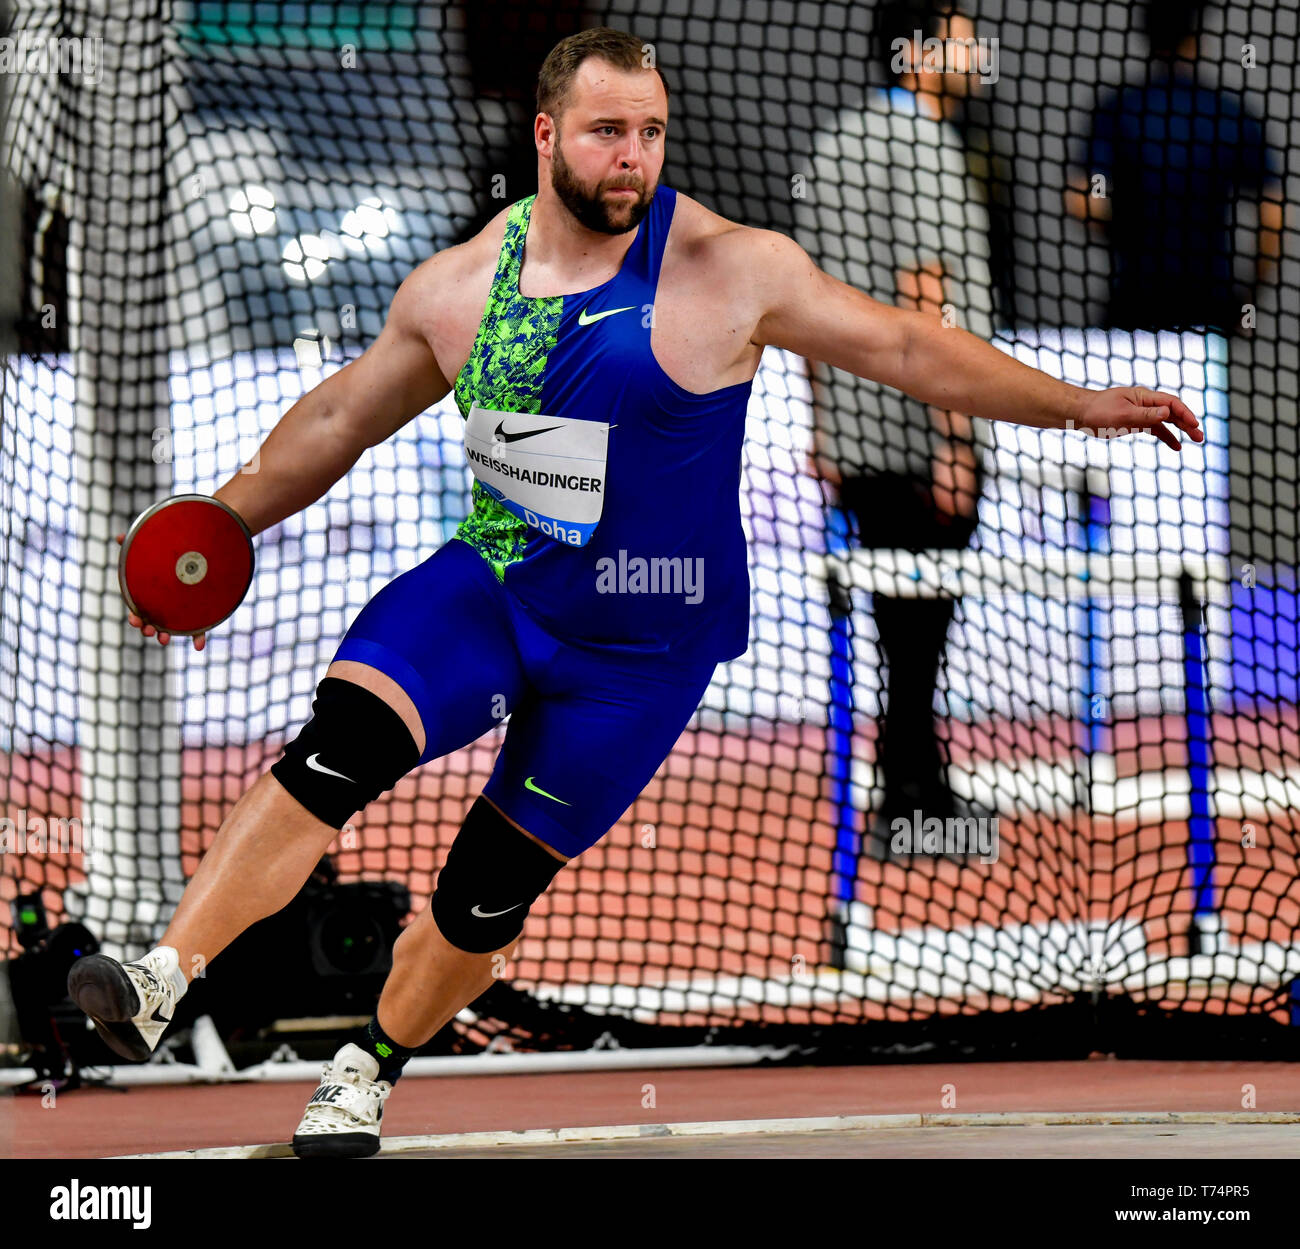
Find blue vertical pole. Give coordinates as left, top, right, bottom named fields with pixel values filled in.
left=825, top=506, right=858, bottom=966
left=828, top=605, right=857, bottom=901
left=1180, top=571, right=1216, bottom=944
left=1076, top=474, right=1111, bottom=821
left=1084, top=480, right=1111, bottom=757
left=826, top=505, right=857, bottom=903
left=1073, top=473, right=1110, bottom=990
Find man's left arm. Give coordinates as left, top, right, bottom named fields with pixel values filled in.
left=749, top=231, right=1204, bottom=451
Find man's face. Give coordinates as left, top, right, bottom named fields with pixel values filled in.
left=542, top=59, right=667, bottom=234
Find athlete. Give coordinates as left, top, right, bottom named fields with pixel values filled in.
left=67, top=27, right=1202, bottom=1157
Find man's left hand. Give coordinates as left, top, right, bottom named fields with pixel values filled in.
left=1074, top=386, right=1204, bottom=451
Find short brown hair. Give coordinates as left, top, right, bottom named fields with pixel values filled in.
left=536, top=27, right=669, bottom=122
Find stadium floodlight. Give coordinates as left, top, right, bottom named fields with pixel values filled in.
left=227, top=184, right=277, bottom=237
left=281, top=232, right=342, bottom=283
left=339, top=197, right=400, bottom=253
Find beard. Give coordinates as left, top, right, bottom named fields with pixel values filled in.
left=550, top=136, right=653, bottom=235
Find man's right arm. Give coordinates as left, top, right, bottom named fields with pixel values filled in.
left=212, top=251, right=454, bottom=536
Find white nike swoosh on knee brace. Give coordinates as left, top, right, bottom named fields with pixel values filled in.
left=306, top=753, right=356, bottom=783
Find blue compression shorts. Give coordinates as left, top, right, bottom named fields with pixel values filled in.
left=331, top=537, right=718, bottom=858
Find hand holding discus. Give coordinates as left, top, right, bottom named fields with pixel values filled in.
left=116, top=495, right=255, bottom=650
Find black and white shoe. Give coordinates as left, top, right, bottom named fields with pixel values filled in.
left=293, top=1043, right=393, bottom=1159
left=67, top=946, right=189, bottom=1061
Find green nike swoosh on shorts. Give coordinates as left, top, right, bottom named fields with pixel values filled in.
left=524, top=776, right=571, bottom=806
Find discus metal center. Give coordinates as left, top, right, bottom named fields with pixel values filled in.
left=176, top=551, right=208, bottom=584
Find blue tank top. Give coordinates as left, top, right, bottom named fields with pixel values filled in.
left=452, top=186, right=753, bottom=662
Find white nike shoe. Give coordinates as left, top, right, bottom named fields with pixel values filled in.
left=67, top=945, right=189, bottom=1062
left=293, top=1043, right=393, bottom=1159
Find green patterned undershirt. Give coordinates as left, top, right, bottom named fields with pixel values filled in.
left=452, top=195, right=564, bottom=581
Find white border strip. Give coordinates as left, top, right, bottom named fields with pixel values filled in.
left=0, top=1044, right=790, bottom=1090
left=114, top=1110, right=1300, bottom=1159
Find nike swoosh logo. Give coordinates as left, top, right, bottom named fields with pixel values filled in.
left=307, top=753, right=355, bottom=783
left=471, top=901, right=525, bottom=918
left=524, top=776, right=571, bottom=806
left=493, top=420, right=563, bottom=443
left=577, top=305, right=635, bottom=326
left=150, top=1006, right=171, bottom=1024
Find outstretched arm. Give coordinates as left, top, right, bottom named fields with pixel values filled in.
left=750, top=231, right=1203, bottom=451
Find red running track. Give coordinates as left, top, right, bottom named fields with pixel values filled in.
left=4, top=1058, right=1300, bottom=1159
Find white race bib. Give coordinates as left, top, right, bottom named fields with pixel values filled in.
left=464, top=402, right=609, bottom=547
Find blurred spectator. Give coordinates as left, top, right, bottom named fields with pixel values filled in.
left=1065, top=0, right=1284, bottom=332
left=793, top=0, right=996, bottom=856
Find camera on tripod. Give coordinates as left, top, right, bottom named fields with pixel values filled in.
left=0, top=893, right=110, bottom=1082
left=195, top=857, right=410, bottom=1036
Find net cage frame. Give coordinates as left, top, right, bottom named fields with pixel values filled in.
left=1, top=0, right=1298, bottom=1069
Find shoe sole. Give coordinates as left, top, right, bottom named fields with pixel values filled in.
left=292, top=1132, right=381, bottom=1159
left=67, top=955, right=152, bottom=1062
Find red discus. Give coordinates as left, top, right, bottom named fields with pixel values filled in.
left=118, top=495, right=254, bottom=636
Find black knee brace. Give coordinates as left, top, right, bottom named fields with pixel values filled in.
left=431, top=798, right=567, bottom=953
left=271, top=677, right=420, bottom=828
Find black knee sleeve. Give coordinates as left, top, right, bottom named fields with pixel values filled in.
left=431, top=798, right=567, bottom=953
left=271, top=677, right=420, bottom=828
